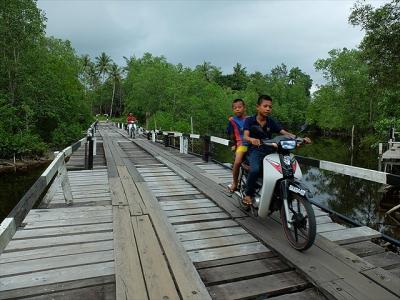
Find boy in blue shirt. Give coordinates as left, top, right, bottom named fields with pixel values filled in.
left=227, top=99, right=248, bottom=193
left=242, top=95, right=310, bottom=205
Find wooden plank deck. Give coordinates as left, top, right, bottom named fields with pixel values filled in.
left=1, top=123, right=400, bottom=300
left=127, top=129, right=400, bottom=299
left=0, top=168, right=114, bottom=299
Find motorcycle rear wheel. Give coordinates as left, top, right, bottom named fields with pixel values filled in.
left=280, top=193, right=316, bottom=251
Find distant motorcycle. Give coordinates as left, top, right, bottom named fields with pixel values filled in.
left=127, top=122, right=138, bottom=138
left=237, top=136, right=316, bottom=251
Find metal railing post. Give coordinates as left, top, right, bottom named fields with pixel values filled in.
left=202, top=135, right=211, bottom=162
left=87, top=128, right=94, bottom=170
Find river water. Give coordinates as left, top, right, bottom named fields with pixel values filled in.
left=213, top=135, right=400, bottom=241
left=0, top=164, right=49, bottom=223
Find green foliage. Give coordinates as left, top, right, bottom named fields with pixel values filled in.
left=0, top=0, right=91, bottom=158
left=309, top=48, right=373, bottom=130
left=349, top=0, right=400, bottom=91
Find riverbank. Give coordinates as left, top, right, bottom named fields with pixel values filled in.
left=0, top=158, right=52, bottom=175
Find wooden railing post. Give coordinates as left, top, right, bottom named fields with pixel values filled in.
left=59, top=156, right=73, bottom=206
left=180, top=134, right=189, bottom=154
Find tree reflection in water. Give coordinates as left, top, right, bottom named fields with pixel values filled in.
left=301, top=165, right=400, bottom=240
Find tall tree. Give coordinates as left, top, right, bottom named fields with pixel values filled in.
left=349, top=0, right=400, bottom=90
left=95, top=52, right=111, bottom=83
left=108, top=63, right=122, bottom=118
left=0, top=0, right=46, bottom=105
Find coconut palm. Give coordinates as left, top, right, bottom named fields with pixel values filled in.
left=109, top=63, right=122, bottom=118
left=95, top=52, right=111, bottom=83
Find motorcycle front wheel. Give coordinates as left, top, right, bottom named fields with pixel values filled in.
left=280, top=193, right=316, bottom=251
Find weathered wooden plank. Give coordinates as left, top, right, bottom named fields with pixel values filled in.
left=24, top=209, right=111, bottom=223
left=238, top=217, right=399, bottom=300
left=0, top=240, right=114, bottom=264
left=24, top=215, right=113, bottom=229
left=131, top=216, right=180, bottom=300
left=168, top=212, right=230, bottom=224
left=173, top=219, right=238, bottom=233
left=320, top=226, right=381, bottom=244
left=0, top=261, right=114, bottom=293
left=268, top=288, right=325, bottom=300
left=208, top=271, right=309, bottom=300
left=135, top=182, right=211, bottom=299
left=13, top=222, right=113, bottom=240
left=188, top=242, right=270, bottom=263
left=158, top=194, right=207, bottom=201
left=316, top=222, right=346, bottom=233
left=363, top=251, right=400, bottom=270
left=143, top=176, right=181, bottom=182
left=0, top=218, right=16, bottom=254
left=0, top=250, right=114, bottom=277
left=343, top=241, right=385, bottom=257
left=118, top=166, right=145, bottom=215
left=165, top=207, right=222, bottom=217
left=4, top=231, right=113, bottom=252
left=195, top=252, right=276, bottom=269
left=199, top=257, right=291, bottom=284
left=154, top=190, right=202, bottom=197
left=177, top=227, right=247, bottom=241
left=112, top=206, right=148, bottom=300
left=316, top=215, right=334, bottom=225
left=101, top=134, right=119, bottom=178
left=160, top=201, right=216, bottom=211
left=21, top=282, right=115, bottom=300
left=0, top=274, right=115, bottom=300
left=133, top=139, right=246, bottom=218
left=362, top=267, right=400, bottom=297
left=109, top=177, right=127, bottom=206
left=149, top=186, right=198, bottom=193
left=183, top=234, right=257, bottom=251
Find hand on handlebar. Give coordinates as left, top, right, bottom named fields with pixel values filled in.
left=303, top=137, right=312, bottom=144
left=250, top=138, right=261, bottom=147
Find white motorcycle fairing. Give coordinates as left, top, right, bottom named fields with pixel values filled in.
left=257, top=153, right=302, bottom=218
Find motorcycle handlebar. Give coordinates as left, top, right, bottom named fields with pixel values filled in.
left=261, top=137, right=306, bottom=148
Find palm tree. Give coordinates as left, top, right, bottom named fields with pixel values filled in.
left=109, top=63, right=122, bottom=118
left=80, top=54, right=92, bottom=95
left=95, top=52, right=111, bottom=83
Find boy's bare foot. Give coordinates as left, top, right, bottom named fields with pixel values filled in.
left=228, top=183, right=238, bottom=193
left=242, top=195, right=253, bottom=206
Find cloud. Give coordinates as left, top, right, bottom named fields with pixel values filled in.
left=37, top=0, right=382, bottom=84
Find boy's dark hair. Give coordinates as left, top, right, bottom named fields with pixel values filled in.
left=257, top=95, right=273, bottom=105
left=232, top=98, right=245, bottom=106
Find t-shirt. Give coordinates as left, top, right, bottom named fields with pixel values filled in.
left=226, top=116, right=248, bottom=147
left=127, top=115, right=136, bottom=123
left=243, top=115, right=283, bottom=151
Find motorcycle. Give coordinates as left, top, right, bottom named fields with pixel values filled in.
left=237, top=136, right=316, bottom=251
left=127, top=122, right=138, bottom=138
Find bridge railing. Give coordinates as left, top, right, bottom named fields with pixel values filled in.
left=139, top=128, right=400, bottom=187
left=0, top=122, right=98, bottom=253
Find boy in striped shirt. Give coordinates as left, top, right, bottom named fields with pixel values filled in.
left=227, top=99, right=248, bottom=193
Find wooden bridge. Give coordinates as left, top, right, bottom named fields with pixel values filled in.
left=1, top=123, right=400, bottom=300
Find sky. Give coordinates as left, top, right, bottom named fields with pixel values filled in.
left=37, top=0, right=386, bottom=87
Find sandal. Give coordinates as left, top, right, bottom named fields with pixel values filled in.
left=242, top=196, right=253, bottom=206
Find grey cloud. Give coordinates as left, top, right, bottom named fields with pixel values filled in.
left=38, top=0, right=384, bottom=85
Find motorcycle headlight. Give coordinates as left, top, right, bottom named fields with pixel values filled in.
left=281, top=140, right=296, bottom=150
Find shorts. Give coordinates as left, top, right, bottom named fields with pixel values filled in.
left=236, top=146, right=248, bottom=153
